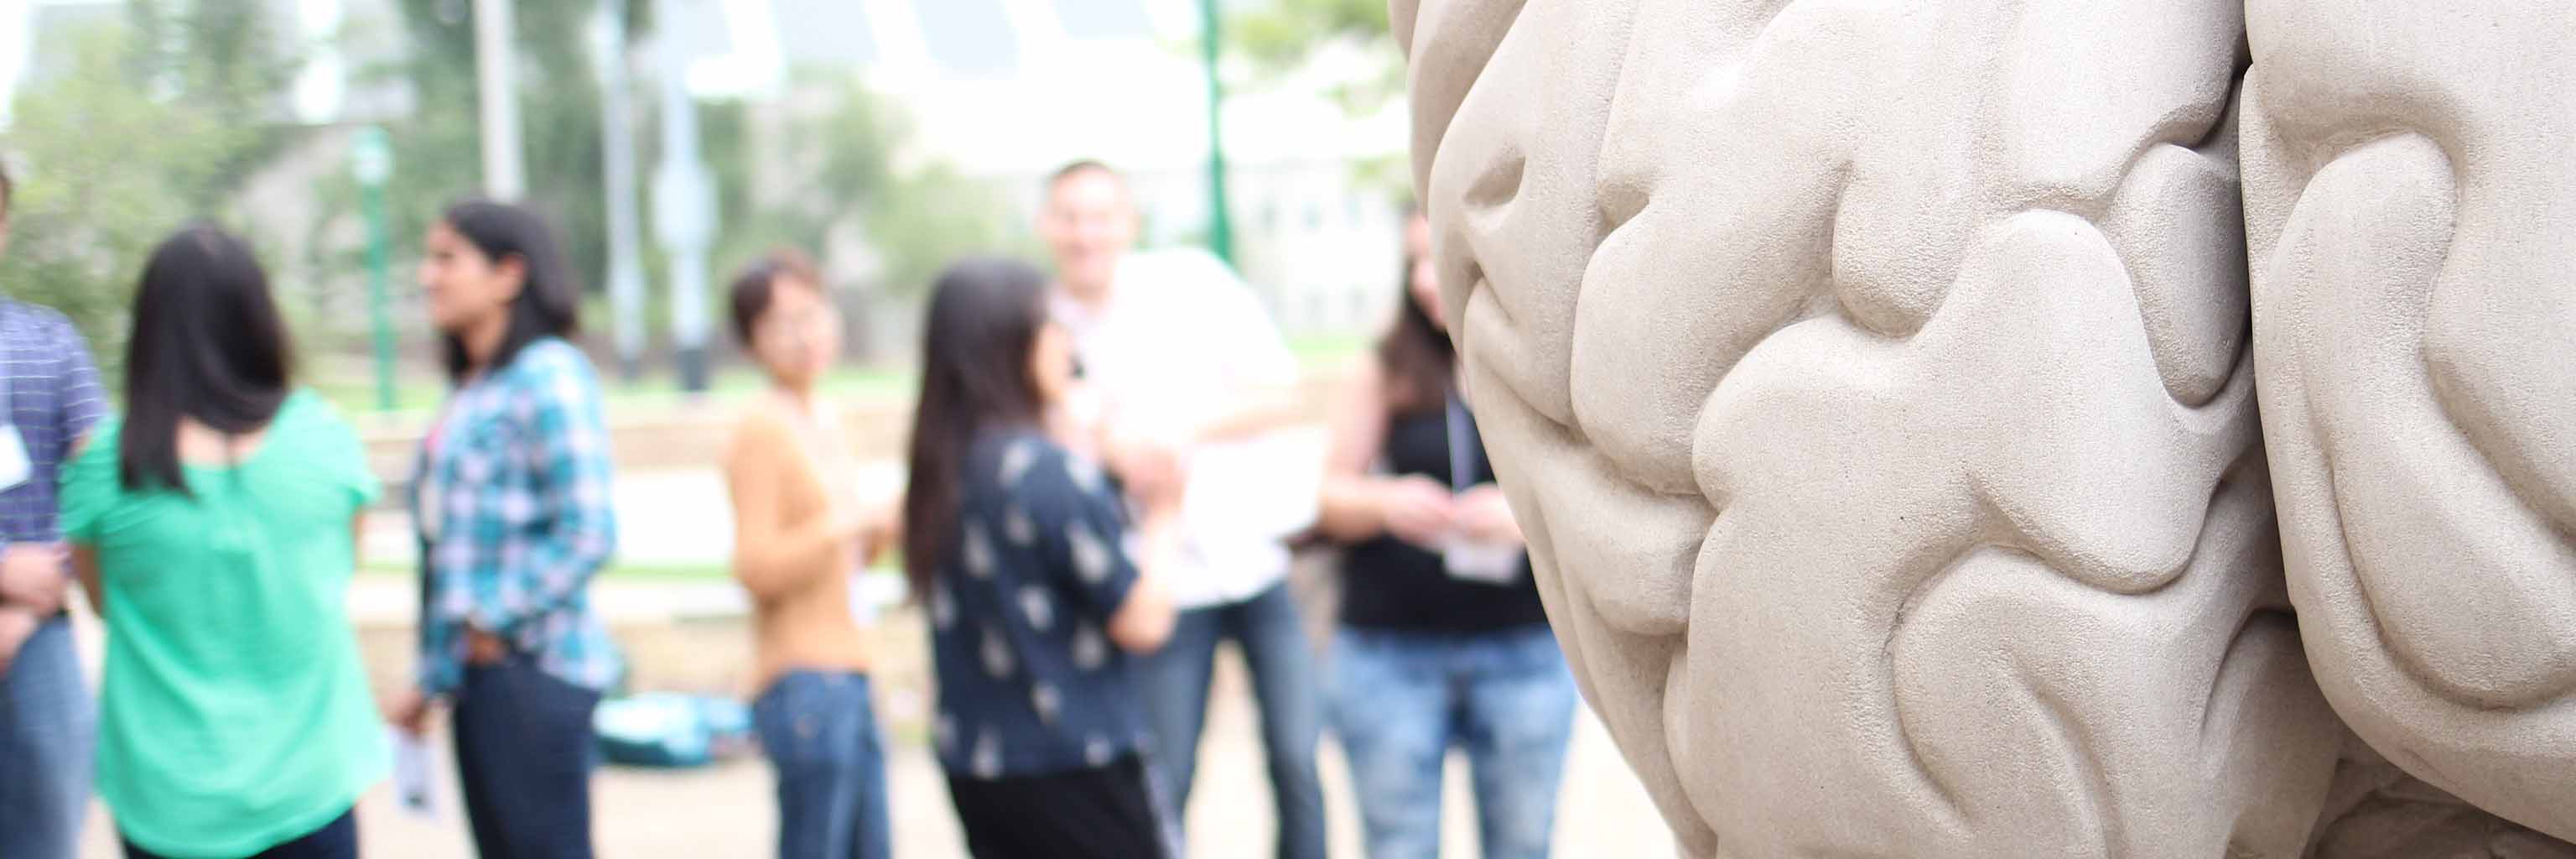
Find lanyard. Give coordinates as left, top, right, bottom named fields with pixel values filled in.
left=1444, top=392, right=1472, bottom=492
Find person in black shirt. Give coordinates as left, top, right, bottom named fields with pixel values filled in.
left=900, top=257, right=1182, bottom=859
left=1314, top=211, right=1579, bottom=859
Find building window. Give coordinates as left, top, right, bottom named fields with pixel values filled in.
left=1056, top=0, right=1152, bottom=39
left=914, top=0, right=1021, bottom=77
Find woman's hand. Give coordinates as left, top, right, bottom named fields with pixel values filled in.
left=841, top=492, right=903, bottom=567
left=1105, top=435, right=1187, bottom=506
left=1378, top=476, right=1459, bottom=547
left=1455, top=484, right=1523, bottom=546
left=465, top=628, right=509, bottom=664
left=383, top=688, right=439, bottom=737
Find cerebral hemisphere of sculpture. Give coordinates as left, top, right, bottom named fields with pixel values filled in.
left=1396, top=0, right=2353, bottom=855
left=2240, top=0, right=2576, bottom=843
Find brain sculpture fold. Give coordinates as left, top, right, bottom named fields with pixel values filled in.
left=2241, top=0, right=2576, bottom=845
left=1398, top=0, right=2573, bottom=855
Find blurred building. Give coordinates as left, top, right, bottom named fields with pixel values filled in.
left=737, top=0, right=1414, bottom=337
left=2, top=0, right=1409, bottom=338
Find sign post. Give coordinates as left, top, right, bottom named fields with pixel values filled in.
left=351, top=125, right=397, bottom=413
left=1199, top=0, right=1233, bottom=265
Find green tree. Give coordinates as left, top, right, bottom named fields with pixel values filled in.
left=1230, top=0, right=1400, bottom=113
left=0, top=5, right=298, bottom=374
left=1225, top=0, right=1410, bottom=201
left=366, top=0, right=634, bottom=284
left=701, top=73, right=1026, bottom=301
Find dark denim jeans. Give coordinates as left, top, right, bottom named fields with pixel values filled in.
left=1329, top=625, right=1579, bottom=859
left=453, top=659, right=602, bottom=859
left=0, top=616, right=92, bottom=859
left=1139, top=581, right=1327, bottom=859
left=124, top=808, right=356, bottom=859
left=753, top=671, right=892, bottom=859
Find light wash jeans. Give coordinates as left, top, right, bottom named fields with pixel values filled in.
left=753, top=671, right=892, bottom=859
left=1329, top=624, right=1579, bottom=859
left=1, top=616, right=94, bottom=859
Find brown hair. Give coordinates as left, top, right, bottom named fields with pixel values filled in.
left=1379, top=211, right=1454, bottom=414
left=726, top=248, right=823, bottom=348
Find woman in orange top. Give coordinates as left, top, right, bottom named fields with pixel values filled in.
left=720, top=251, right=896, bottom=859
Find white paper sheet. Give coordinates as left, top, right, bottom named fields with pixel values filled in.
left=388, top=726, right=439, bottom=820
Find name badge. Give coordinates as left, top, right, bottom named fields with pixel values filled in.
left=0, top=424, right=31, bottom=494
left=1442, top=537, right=1523, bottom=586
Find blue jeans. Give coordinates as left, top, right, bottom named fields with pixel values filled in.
left=452, top=659, right=601, bottom=859
left=753, top=671, right=891, bottom=859
left=1139, top=581, right=1327, bottom=859
left=1, top=616, right=93, bottom=859
left=1329, top=625, right=1579, bottom=859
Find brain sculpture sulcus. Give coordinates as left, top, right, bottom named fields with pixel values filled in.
left=1396, top=0, right=2573, bottom=855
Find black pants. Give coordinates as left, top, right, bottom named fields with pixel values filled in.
left=123, top=809, right=356, bottom=859
left=454, top=659, right=603, bottom=859
left=947, top=756, right=1171, bottom=859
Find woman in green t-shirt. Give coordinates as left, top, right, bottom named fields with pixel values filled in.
left=61, top=226, right=385, bottom=859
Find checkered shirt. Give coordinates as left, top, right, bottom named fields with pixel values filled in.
left=413, top=338, right=623, bottom=696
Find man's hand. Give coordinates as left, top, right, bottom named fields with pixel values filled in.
left=1379, top=476, right=1460, bottom=548
left=0, top=543, right=69, bottom=616
left=0, top=607, right=40, bottom=673
left=1455, top=485, right=1523, bottom=546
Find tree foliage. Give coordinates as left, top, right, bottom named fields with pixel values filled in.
left=5, top=0, right=1021, bottom=380
left=1228, top=0, right=1402, bottom=114
left=0, top=3, right=299, bottom=375
left=372, top=0, right=625, bottom=285
left=701, top=73, right=1028, bottom=303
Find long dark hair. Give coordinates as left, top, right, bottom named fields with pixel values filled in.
left=439, top=200, right=580, bottom=382
left=1379, top=241, right=1456, bottom=415
left=119, top=225, right=294, bottom=493
left=901, top=257, right=1052, bottom=594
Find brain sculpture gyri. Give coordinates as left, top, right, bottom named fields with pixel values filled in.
left=1394, top=0, right=2574, bottom=855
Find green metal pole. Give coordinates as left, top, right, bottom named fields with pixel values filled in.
left=1198, top=0, right=1233, bottom=265
left=364, top=180, right=394, bottom=412
left=354, top=125, right=397, bottom=413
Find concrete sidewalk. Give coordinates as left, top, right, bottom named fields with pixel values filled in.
left=72, top=647, right=1675, bottom=858
left=69, top=576, right=1678, bottom=858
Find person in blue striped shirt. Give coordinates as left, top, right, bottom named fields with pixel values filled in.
left=384, top=200, right=621, bottom=859
left=0, top=159, right=112, bottom=859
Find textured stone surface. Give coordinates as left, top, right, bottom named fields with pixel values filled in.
left=1395, top=1, right=2354, bottom=855
left=2241, top=0, right=2576, bottom=844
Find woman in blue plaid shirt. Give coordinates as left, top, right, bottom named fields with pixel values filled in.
left=387, top=200, right=621, bottom=859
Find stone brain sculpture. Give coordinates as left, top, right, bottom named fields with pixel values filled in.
left=1395, top=0, right=2572, bottom=855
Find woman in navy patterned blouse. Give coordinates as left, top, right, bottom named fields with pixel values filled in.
left=901, top=257, right=1181, bottom=859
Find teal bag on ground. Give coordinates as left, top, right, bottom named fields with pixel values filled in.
left=594, top=693, right=753, bottom=768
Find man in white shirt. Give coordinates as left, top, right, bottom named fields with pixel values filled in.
left=1041, top=161, right=1327, bottom=859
